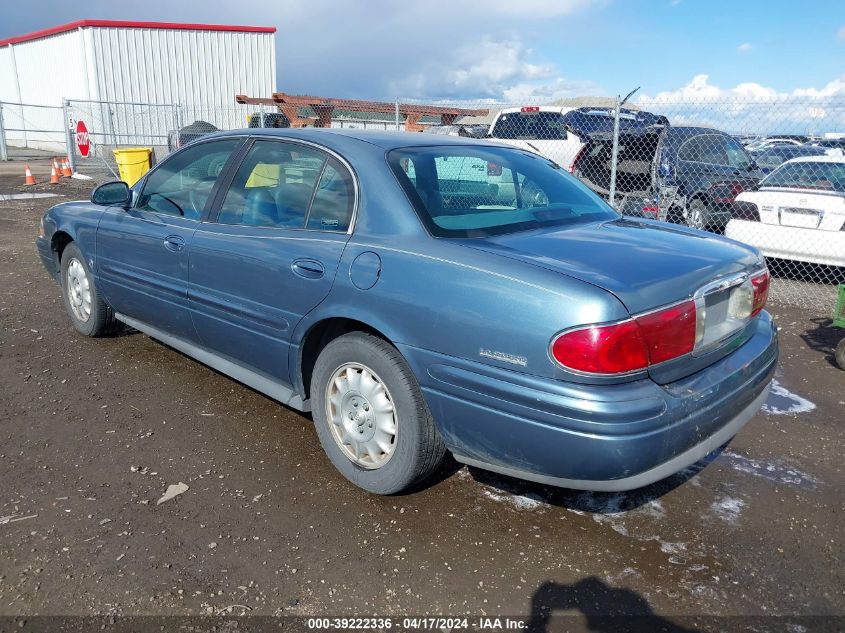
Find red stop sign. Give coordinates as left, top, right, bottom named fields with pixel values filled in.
left=75, top=120, right=90, bottom=157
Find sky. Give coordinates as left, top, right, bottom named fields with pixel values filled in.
left=1, top=0, right=844, bottom=106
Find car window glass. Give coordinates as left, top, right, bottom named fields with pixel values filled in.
left=306, top=158, right=355, bottom=231
left=678, top=134, right=728, bottom=165
left=763, top=162, right=845, bottom=192
left=388, top=146, right=617, bottom=237
left=433, top=156, right=518, bottom=211
left=492, top=112, right=568, bottom=140
left=136, top=139, right=239, bottom=218
left=724, top=137, right=752, bottom=169
left=217, top=140, right=326, bottom=228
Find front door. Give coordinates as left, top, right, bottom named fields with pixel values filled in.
left=96, top=138, right=242, bottom=339
left=188, top=139, right=356, bottom=384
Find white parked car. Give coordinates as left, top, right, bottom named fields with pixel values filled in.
left=725, top=155, right=845, bottom=267
left=487, top=106, right=582, bottom=170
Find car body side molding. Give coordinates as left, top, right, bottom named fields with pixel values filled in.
left=115, top=313, right=309, bottom=412
left=452, top=383, right=769, bottom=492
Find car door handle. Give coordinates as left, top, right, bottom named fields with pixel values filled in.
left=163, top=235, right=186, bottom=252
left=291, top=259, right=325, bottom=279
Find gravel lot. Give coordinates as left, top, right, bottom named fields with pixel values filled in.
left=0, top=170, right=842, bottom=628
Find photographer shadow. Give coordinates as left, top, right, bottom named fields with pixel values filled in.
left=526, top=577, right=700, bottom=633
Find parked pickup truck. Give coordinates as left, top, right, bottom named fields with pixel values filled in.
left=572, top=125, right=762, bottom=229
left=487, top=106, right=668, bottom=172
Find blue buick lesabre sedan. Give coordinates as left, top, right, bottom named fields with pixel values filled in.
left=36, top=129, right=777, bottom=494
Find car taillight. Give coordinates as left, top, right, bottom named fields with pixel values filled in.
left=569, top=145, right=588, bottom=174
left=487, top=162, right=503, bottom=176
left=750, top=270, right=769, bottom=317
left=520, top=106, right=540, bottom=113
left=636, top=300, right=697, bottom=364
left=551, top=320, right=647, bottom=374
left=712, top=182, right=747, bottom=204
left=551, top=300, right=697, bottom=375
left=640, top=203, right=659, bottom=219
left=732, top=201, right=760, bottom=221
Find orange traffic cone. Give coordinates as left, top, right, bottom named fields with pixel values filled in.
left=61, top=158, right=72, bottom=178
left=49, top=163, right=60, bottom=184
left=24, top=164, right=36, bottom=186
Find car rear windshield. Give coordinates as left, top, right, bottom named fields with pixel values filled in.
left=762, top=161, right=845, bottom=192
left=387, top=145, right=619, bottom=238
left=491, top=111, right=568, bottom=140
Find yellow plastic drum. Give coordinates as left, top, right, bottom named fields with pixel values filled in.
left=112, top=148, right=153, bottom=186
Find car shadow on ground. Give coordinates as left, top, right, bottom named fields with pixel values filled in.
left=800, top=317, right=844, bottom=369
left=465, top=448, right=720, bottom=513
left=526, top=577, right=700, bottom=632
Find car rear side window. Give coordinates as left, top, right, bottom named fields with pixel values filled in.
left=678, top=134, right=729, bottom=165
left=306, top=158, right=355, bottom=231
left=136, top=139, right=240, bottom=219
left=763, top=161, right=845, bottom=192
left=492, top=112, right=568, bottom=140
left=217, top=140, right=326, bottom=228
left=388, top=145, right=617, bottom=238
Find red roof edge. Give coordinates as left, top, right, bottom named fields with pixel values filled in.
left=0, top=19, right=276, bottom=47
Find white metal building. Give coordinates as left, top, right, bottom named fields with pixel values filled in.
left=0, top=19, right=276, bottom=152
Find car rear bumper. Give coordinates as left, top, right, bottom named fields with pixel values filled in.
left=400, top=311, right=778, bottom=491
left=726, top=220, right=845, bottom=267
left=36, top=236, right=59, bottom=281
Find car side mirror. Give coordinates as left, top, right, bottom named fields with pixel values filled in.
left=91, top=181, right=131, bottom=208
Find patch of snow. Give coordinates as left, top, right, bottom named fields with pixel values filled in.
left=762, top=379, right=816, bottom=415
left=720, top=451, right=821, bottom=488
left=481, top=488, right=544, bottom=511
left=710, top=496, right=746, bottom=524
left=0, top=192, right=60, bottom=201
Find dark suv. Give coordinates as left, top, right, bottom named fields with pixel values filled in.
left=572, top=126, right=761, bottom=229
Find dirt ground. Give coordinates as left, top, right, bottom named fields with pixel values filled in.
left=0, top=167, right=843, bottom=629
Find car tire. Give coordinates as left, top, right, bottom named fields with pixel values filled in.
left=60, top=242, right=120, bottom=337
left=310, top=332, right=446, bottom=494
left=686, top=199, right=710, bottom=230
left=835, top=338, right=845, bottom=371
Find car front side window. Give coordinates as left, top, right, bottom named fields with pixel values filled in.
left=724, top=137, right=753, bottom=170
left=135, top=139, right=240, bottom=219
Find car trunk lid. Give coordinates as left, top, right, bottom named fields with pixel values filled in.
left=751, top=188, right=845, bottom=231
left=457, top=218, right=763, bottom=383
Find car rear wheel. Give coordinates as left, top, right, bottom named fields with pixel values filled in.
left=686, top=199, right=709, bottom=230
left=60, top=242, right=119, bottom=337
left=311, top=332, right=446, bottom=494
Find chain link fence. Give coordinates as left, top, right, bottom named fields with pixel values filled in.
left=0, top=101, right=66, bottom=161
left=2, top=93, right=843, bottom=312
left=393, top=95, right=845, bottom=312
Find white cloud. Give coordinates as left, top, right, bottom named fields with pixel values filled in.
left=737, top=42, right=753, bottom=52
left=390, top=36, right=599, bottom=101
left=637, top=74, right=845, bottom=134
left=264, top=0, right=608, bottom=100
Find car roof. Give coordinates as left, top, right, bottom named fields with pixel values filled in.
left=210, top=127, right=505, bottom=151
left=782, top=154, right=845, bottom=164
left=497, top=106, right=569, bottom=114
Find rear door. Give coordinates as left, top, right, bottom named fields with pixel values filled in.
left=188, top=138, right=356, bottom=384
left=96, top=138, right=242, bottom=339
left=676, top=132, right=752, bottom=189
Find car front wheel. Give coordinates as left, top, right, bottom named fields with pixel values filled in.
left=311, top=332, right=446, bottom=494
left=60, top=242, right=119, bottom=337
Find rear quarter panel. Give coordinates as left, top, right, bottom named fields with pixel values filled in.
left=294, top=233, right=631, bottom=386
